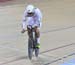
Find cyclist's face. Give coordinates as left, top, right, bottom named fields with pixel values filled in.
left=27, top=12, right=34, bottom=17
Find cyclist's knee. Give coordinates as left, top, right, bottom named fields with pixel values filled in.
left=35, top=27, right=40, bottom=38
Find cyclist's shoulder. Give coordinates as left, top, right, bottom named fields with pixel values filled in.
left=34, top=8, right=42, bottom=15
left=35, top=8, right=40, bottom=11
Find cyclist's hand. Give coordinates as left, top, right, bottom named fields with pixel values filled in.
left=21, top=29, right=26, bottom=33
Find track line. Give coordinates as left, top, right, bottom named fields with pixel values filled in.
left=42, top=25, right=75, bottom=34
left=44, top=52, right=75, bottom=65
left=40, top=43, right=75, bottom=54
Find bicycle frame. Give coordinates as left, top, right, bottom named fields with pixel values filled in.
left=27, top=25, right=39, bottom=60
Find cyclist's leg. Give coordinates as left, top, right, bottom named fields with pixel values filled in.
left=34, top=26, right=40, bottom=48
left=27, top=27, right=32, bottom=37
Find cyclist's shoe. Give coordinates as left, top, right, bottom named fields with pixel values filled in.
left=36, top=44, right=40, bottom=49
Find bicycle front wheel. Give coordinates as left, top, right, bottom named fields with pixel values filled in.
left=28, top=38, right=33, bottom=60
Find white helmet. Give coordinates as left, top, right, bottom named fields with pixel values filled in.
left=26, top=5, right=35, bottom=13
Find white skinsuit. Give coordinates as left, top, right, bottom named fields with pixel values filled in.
left=22, top=8, right=42, bottom=30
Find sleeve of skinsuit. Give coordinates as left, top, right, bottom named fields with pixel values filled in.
left=22, top=10, right=27, bottom=30
left=35, top=8, right=42, bottom=27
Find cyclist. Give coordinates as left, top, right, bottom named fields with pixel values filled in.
left=21, top=4, right=42, bottom=49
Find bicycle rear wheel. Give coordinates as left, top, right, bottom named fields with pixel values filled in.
left=34, top=38, right=39, bottom=57
left=35, top=48, right=39, bottom=57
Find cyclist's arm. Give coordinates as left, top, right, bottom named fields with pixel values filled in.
left=21, top=10, right=27, bottom=33
left=35, top=8, right=42, bottom=27
left=22, top=10, right=27, bottom=30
